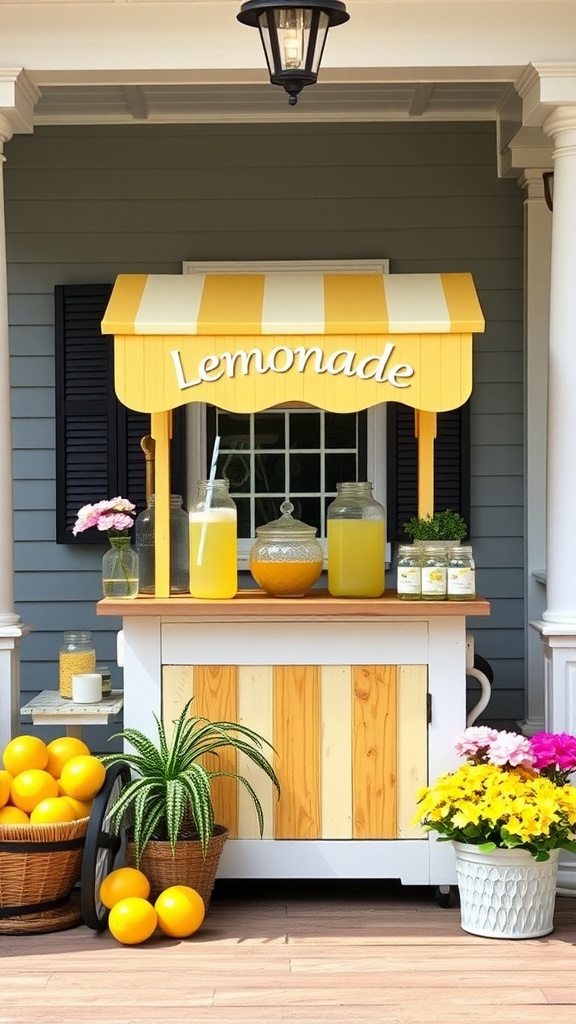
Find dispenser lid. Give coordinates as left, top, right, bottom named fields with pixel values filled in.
left=255, top=500, right=318, bottom=538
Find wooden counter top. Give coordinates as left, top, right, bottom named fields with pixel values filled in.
left=97, top=589, right=490, bottom=619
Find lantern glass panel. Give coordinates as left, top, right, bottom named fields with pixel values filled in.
left=257, top=8, right=329, bottom=74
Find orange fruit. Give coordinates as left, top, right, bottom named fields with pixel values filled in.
left=10, top=769, right=59, bottom=813
left=30, top=796, right=77, bottom=824
left=0, top=770, right=13, bottom=808
left=0, top=805, right=30, bottom=825
left=154, top=885, right=205, bottom=938
left=99, top=867, right=151, bottom=909
left=46, top=737, right=90, bottom=778
left=61, top=796, right=93, bottom=820
left=108, top=897, right=157, bottom=945
left=59, top=755, right=106, bottom=801
left=3, top=735, right=48, bottom=776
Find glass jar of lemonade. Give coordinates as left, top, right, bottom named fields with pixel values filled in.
left=189, top=479, right=238, bottom=599
left=327, top=482, right=386, bottom=598
left=249, top=500, right=324, bottom=598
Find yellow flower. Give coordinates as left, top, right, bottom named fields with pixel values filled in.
left=413, top=759, right=576, bottom=853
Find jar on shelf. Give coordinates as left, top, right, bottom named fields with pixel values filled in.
left=249, top=500, right=324, bottom=598
left=59, top=631, right=96, bottom=699
left=189, top=479, right=238, bottom=599
left=447, top=545, right=476, bottom=601
left=397, top=544, right=421, bottom=601
left=421, top=545, right=448, bottom=601
left=95, top=662, right=112, bottom=697
left=135, top=494, right=189, bottom=594
left=326, top=482, right=386, bottom=598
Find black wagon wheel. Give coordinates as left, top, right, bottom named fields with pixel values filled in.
left=81, top=761, right=131, bottom=931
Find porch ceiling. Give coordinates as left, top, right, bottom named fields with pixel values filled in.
left=32, top=79, right=516, bottom=125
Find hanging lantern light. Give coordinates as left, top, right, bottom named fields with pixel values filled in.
left=237, top=0, right=350, bottom=106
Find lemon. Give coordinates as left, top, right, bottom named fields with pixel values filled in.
left=0, top=805, right=30, bottom=825
left=0, top=769, right=13, bottom=808
left=10, top=769, right=59, bottom=813
left=59, top=755, right=106, bottom=801
left=3, top=736, right=48, bottom=776
left=99, top=867, right=151, bottom=909
left=108, top=897, right=157, bottom=945
left=154, top=885, right=205, bottom=938
left=46, top=736, right=90, bottom=778
left=30, top=796, right=77, bottom=824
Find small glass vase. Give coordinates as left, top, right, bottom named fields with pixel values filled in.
left=102, top=536, right=139, bottom=598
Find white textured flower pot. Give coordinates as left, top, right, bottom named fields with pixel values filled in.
left=453, top=842, right=559, bottom=939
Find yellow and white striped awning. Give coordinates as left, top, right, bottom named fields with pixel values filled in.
left=102, top=272, right=484, bottom=337
left=103, top=271, right=484, bottom=416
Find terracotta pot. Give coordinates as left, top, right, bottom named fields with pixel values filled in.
left=127, top=825, right=228, bottom=909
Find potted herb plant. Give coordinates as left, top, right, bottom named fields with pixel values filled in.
left=102, top=698, right=280, bottom=906
left=403, top=508, right=468, bottom=545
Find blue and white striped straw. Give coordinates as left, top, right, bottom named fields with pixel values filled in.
left=196, top=435, right=220, bottom=567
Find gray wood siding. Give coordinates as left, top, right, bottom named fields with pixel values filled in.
left=5, top=122, right=524, bottom=747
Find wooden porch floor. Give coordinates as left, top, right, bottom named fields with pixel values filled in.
left=2, top=879, right=576, bottom=1024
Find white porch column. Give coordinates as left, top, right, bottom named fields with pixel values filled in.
left=531, top=104, right=576, bottom=893
left=0, top=115, right=17, bottom=630
left=0, top=113, right=28, bottom=752
left=541, top=107, right=576, bottom=626
left=517, top=63, right=576, bottom=891
left=518, top=169, right=551, bottom=735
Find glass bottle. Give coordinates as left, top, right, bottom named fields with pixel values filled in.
left=326, top=482, right=386, bottom=598
left=421, top=544, right=448, bottom=600
left=249, top=500, right=324, bottom=597
left=447, top=545, right=476, bottom=601
left=102, top=536, right=139, bottom=598
left=95, top=662, right=112, bottom=697
left=135, top=494, right=190, bottom=594
left=397, top=544, right=421, bottom=600
left=189, top=479, right=238, bottom=599
left=59, top=631, right=96, bottom=699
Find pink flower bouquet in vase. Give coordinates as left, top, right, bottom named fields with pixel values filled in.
left=73, top=496, right=139, bottom=598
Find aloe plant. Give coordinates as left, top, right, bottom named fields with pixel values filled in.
left=102, top=698, right=280, bottom=863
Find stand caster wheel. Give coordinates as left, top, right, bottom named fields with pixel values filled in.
left=434, top=885, right=452, bottom=908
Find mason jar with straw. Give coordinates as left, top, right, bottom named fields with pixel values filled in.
left=189, top=436, right=238, bottom=599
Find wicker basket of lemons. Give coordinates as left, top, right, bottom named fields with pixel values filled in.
left=0, top=734, right=104, bottom=933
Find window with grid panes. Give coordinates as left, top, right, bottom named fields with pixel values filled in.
left=207, top=407, right=367, bottom=543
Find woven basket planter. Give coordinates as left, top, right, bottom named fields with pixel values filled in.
left=127, top=825, right=228, bottom=909
left=0, top=817, right=89, bottom=934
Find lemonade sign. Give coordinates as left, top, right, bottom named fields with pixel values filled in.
left=103, top=272, right=483, bottom=416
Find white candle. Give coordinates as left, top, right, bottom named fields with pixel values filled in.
left=72, top=673, right=102, bottom=703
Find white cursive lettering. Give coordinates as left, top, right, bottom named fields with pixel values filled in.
left=170, top=343, right=415, bottom=392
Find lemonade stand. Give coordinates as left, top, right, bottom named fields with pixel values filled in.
left=98, top=270, right=489, bottom=888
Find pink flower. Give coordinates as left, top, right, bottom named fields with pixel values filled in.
left=454, top=726, right=499, bottom=760
left=531, top=732, right=576, bottom=773
left=454, top=727, right=535, bottom=769
left=72, top=497, right=136, bottom=536
left=486, top=731, right=534, bottom=769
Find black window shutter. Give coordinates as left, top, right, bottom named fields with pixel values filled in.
left=55, top=284, right=186, bottom=544
left=386, top=403, right=470, bottom=542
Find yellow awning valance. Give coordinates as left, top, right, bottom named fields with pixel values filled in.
left=103, top=271, right=484, bottom=336
left=102, top=271, right=484, bottom=416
